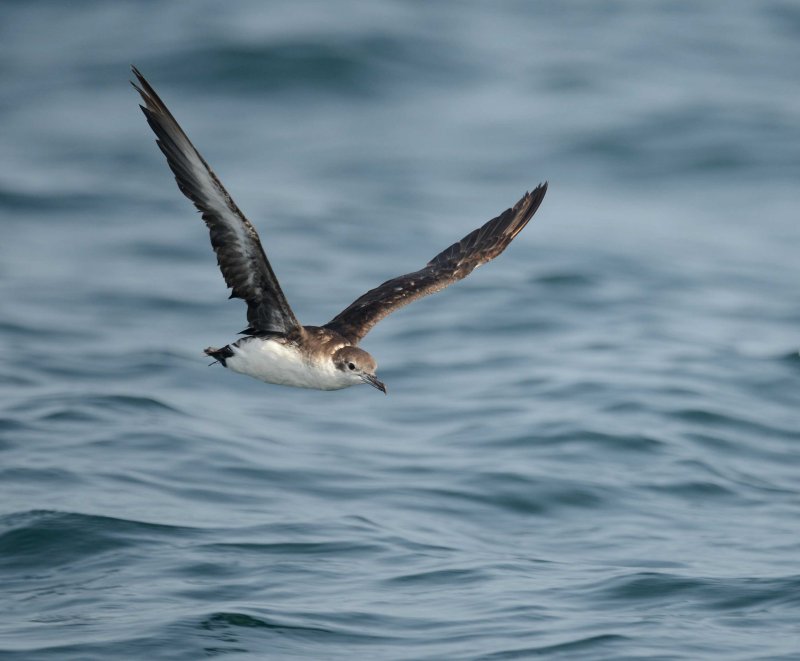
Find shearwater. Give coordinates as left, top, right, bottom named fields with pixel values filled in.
left=132, top=67, right=547, bottom=394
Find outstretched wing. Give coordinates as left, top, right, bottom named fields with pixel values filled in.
left=132, top=66, right=300, bottom=335
left=325, top=183, right=547, bottom=344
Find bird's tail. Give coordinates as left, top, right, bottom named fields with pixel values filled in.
left=204, top=345, right=234, bottom=367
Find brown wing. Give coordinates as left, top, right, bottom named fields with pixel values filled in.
left=132, top=66, right=301, bottom=335
left=325, top=183, right=547, bottom=344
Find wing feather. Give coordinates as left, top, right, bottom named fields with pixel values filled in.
left=325, top=183, right=547, bottom=343
left=132, top=66, right=300, bottom=335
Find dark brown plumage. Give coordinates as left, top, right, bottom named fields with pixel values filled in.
left=132, top=66, right=300, bottom=336
left=132, top=67, right=547, bottom=357
left=324, top=184, right=547, bottom=343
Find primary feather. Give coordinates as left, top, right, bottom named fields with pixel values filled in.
left=324, top=184, right=547, bottom=344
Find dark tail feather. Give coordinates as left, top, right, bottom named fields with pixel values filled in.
left=204, top=345, right=234, bottom=367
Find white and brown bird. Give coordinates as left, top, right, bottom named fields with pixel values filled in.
left=132, top=66, right=547, bottom=394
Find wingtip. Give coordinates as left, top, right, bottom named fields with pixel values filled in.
left=512, top=181, right=548, bottom=215
left=130, top=66, right=159, bottom=107
left=531, top=181, right=548, bottom=197
left=130, top=65, right=142, bottom=88
left=502, top=180, right=547, bottom=240
left=518, top=182, right=548, bottom=206
left=526, top=181, right=548, bottom=210
left=130, top=66, right=149, bottom=102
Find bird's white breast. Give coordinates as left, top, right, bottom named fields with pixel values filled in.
left=225, top=337, right=351, bottom=390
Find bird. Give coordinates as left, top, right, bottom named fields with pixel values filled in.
left=132, top=66, right=547, bottom=394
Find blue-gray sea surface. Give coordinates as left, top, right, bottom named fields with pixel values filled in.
left=1, top=2, right=799, bottom=659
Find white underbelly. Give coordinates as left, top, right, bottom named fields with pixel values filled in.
left=225, top=337, right=349, bottom=390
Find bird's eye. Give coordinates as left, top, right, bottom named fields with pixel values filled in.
left=348, top=363, right=356, bottom=370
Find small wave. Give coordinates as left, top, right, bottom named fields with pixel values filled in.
left=778, top=350, right=800, bottom=369
left=202, top=540, right=382, bottom=557
left=643, top=480, right=735, bottom=499
left=532, top=271, right=598, bottom=288
left=0, top=511, right=142, bottom=570
left=590, top=571, right=800, bottom=613
left=10, top=393, right=184, bottom=424
left=0, top=186, right=113, bottom=213
left=0, top=510, right=199, bottom=570
left=502, top=429, right=667, bottom=454
left=198, top=609, right=396, bottom=645
left=153, top=35, right=401, bottom=99
left=202, top=611, right=333, bottom=635
left=399, top=472, right=611, bottom=517
left=670, top=407, right=800, bottom=441
left=0, top=319, right=87, bottom=341
left=383, top=566, right=487, bottom=586
left=478, top=634, right=630, bottom=660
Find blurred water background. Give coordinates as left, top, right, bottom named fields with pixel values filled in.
left=1, top=1, right=799, bottom=659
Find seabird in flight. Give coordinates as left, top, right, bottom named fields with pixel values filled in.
left=132, top=66, right=547, bottom=394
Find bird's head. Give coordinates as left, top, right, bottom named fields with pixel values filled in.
left=332, top=346, right=386, bottom=394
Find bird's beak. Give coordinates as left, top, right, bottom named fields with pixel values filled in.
left=362, top=373, right=387, bottom=394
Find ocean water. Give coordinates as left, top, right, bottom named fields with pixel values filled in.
left=1, top=1, right=799, bottom=659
